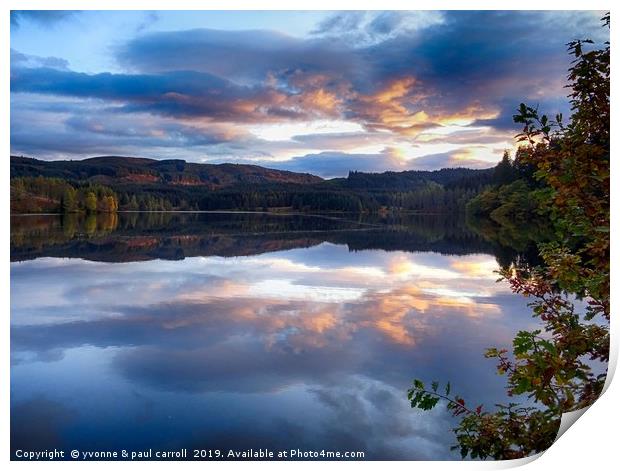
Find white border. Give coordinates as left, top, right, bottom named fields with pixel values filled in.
left=2, top=1, right=617, bottom=469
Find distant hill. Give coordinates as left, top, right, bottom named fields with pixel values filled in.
left=10, top=155, right=497, bottom=214
left=10, top=155, right=323, bottom=189
left=338, top=167, right=493, bottom=191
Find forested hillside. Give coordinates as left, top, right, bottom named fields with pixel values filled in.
left=10, top=155, right=497, bottom=214
left=10, top=156, right=323, bottom=187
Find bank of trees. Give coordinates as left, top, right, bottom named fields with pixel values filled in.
left=409, top=14, right=609, bottom=459
left=11, top=177, right=497, bottom=214
left=11, top=160, right=501, bottom=214
left=11, top=176, right=118, bottom=213
left=466, top=149, right=547, bottom=225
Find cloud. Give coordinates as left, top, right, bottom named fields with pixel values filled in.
left=10, top=49, right=69, bottom=70
left=11, top=64, right=354, bottom=125
left=311, top=11, right=444, bottom=47
left=308, top=380, right=455, bottom=459
left=254, top=146, right=496, bottom=177
left=11, top=241, right=541, bottom=457
left=63, top=114, right=242, bottom=145
left=10, top=101, right=248, bottom=159
left=9, top=11, right=609, bottom=169
left=12, top=282, right=507, bottom=394
left=358, top=11, right=606, bottom=122
left=311, top=11, right=368, bottom=35
left=408, top=150, right=495, bottom=171
left=135, top=11, right=159, bottom=33
left=11, top=10, right=78, bottom=29
left=268, top=149, right=405, bottom=177
left=11, top=243, right=515, bottom=371
left=11, top=67, right=247, bottom=117
left=117, top=28, right=361, bottom=84
left=114, top=11, right=605, bottom=127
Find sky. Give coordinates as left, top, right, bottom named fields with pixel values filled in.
left=10, top=10, right=608, bottom=177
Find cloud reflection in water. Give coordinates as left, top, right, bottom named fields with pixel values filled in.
left=11, top=237, right=536, bottom=459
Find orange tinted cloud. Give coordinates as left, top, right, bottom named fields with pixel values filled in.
left=351, top=77, right=432, bottom=135
left=349, top=78, right=502, bottom=140
left=436, top=104, right=499, bottom=126
left=296, top=88, right=342, bottom=116
left=450, top=257, right=500, bottom=278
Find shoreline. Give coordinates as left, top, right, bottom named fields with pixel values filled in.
left=10, top=209, right=462, bottom=217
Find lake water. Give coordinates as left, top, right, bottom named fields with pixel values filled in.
left=10, top=212, right=539, bottom=460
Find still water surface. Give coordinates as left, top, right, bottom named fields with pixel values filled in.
left=10, top=212, right=538, bottom=459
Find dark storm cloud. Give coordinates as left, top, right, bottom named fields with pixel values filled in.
left=116, top=28, right=361, bottom=83
left=10, top=65, right=345, bottom=124
left=11, top=67, right=248, bottom=119
left=356, top=10, right=606, bottom=117
left=471, top=95, right=574, bottom=132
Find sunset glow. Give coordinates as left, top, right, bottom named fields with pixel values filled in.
left=10, top=10, right=606, bottom=176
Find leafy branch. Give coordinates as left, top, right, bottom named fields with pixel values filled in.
left=409, top=14, right=609, bottom=460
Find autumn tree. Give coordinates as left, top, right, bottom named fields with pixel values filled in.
left=409, top=14, right=609, bottom=460
left=61, top=187, right=77, bottom=213
left=84, top=192, right=98, bottom=213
